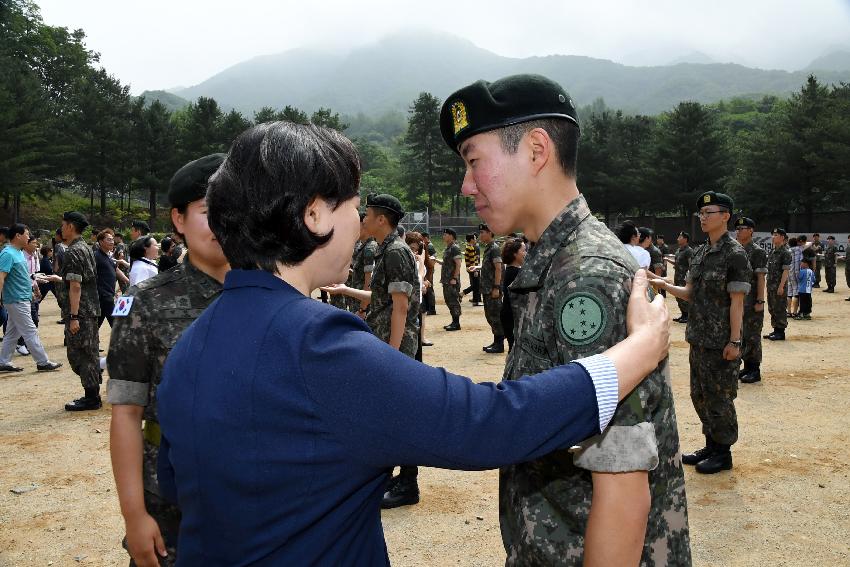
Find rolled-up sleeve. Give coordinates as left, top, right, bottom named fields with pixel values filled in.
left=574, top=354, right=618, bottom=432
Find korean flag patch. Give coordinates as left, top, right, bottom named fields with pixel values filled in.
left=112, top=296, right=135, bottom=317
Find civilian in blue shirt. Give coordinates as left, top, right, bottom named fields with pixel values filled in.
left=156, top=122, right=671, bottom=566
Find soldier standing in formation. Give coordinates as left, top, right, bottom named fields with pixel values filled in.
left=441, top=73, right=690, bottom=565
left=420, top=232, right=437, bottom=315
left=665, top=231, right=693, bottom=323
left=57, top=212, right=103, bottom=411
left=348, top=214, right=377, bottom=316
left=477, top=223, right=504, bottom=353
left=764, top=229, right=792, bottom=341
left=735, top=217, right=767, bottom=384
left=810, top=233, right=824, bottom=288
left=108, top=154, right=229, bottom=566
left=656, top=191, right=751, bottom=474
left=439, top=228, right=463, bottom=331
left=643, top=227, right=665, bottom=297
left=821, top=235, right=837, bottom=293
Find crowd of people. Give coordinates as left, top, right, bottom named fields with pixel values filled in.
left=5, top=72, right=849, bottom=566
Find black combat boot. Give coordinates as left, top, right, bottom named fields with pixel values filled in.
left=381, top=475, right=420, bottom=509
left=64, top=387, right=102, bottom=412
left=740, top=366, right=761, bottom=383
left=484, top=336, right=505, bottom=354
left=767, top=329, right=785, bottom=341
left=444, top=316, right=461, bottom=331
left=682, top=436, right=715, bottom=466
left=696, top=444, right=733, bottom=474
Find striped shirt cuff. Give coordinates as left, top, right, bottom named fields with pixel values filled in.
left=575, top=354, right=618, bottom=432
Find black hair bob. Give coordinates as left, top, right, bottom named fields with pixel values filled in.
left=207, top=122, right=361, bottom=273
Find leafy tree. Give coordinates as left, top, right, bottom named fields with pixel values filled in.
left=219, top=109, right=251, bottom=149
left=280, top=105, right=309, bottom=124
left=132, top=100, right=178, bottom=229
left=253, top=106, right=278, bottom=124
left=401, top=92, right=444, bottom=210
left=647, top=101, right=729, bottom=215
left=310, top=107, right=348, bottom=131
left=179, top=97, right=225, bottom=161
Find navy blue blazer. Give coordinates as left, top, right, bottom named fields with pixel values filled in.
left=157, top=269, right=601, bottom=566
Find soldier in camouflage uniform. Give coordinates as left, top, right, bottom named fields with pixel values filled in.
left=478, top=223, right=505, bottom=353
left=764, top=228, right=792, bottom=341
left=440, top=74, right=690, bottom=566
left=665, top=232, right=693, bottom=323
left=810, top=233, right=824, bottom=288
left=735, top=217, right=768, bottom=384
left=348, top=217, right=377, bottom=316
left=660, top=192, right=751, bottom=475
left=108, top=154, right=229, bottom=566
left=440, top=228, right=463, bottom=331
left=821, top=235, right=837, bottom=293
left=58, top=211, right=103, bottom=411
left=421, top=232, right=438, bottom=315
left=359, top=194, right=422, bottom=508
left=642, top=228, right=666, bottom=298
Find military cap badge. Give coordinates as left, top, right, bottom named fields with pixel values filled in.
left=451, top=101, right=469, bottom=136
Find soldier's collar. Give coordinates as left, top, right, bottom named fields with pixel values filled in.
left=375, top=231, right=399, bottom=253
left=510, top=194, right=591, bottom=293
left=184, top=256, right=224, bottom=299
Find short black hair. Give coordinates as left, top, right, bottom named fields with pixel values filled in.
left=371, top=207, right=401, bottom=228
left=207, top=121, right=361, bottom=272
left=638, top=227, right=653, bottom=243
left=40, top=245, right=51, bottom=256
left=443, top=228, right=457, bottom=239
left=801, top=258, right=811, bottom=266
left=421, top=231, right=430, bottom=238
left=465, top=233, right=476, bottom=242
left=501, top=238, right=525, bottom=264
left=615, top=221, right=638, bottom=244
left=132, top=220, right=150, bottom=234
left=679, top=232, right=691, bottom=242
left=9, top=223, right=28, bottom=240
left=0, top=227, right=10, bottom=238
left=129, top=236, right=156, bottom=261
left=497, top=118, right=579, bottom=177
left=788, top=237, right=798, bottom=247
left=161, top=236, right=174, bottom=254
left=798, top=235, right=807, bottom=242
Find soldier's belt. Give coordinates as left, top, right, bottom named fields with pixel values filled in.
left=143, top=420, right=161, bottom=447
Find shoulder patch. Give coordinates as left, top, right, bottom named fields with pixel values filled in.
left=112, top=296, right=135, bottom=317
left=557, top=291, right=607, bottom=345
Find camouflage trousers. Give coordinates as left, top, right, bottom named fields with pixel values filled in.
left=676, top=297, right=690, bottom=318
left=825, top=266, right=836, bottom=290
left=741, top=307, right=764, bottom=367
left=123, top=490, right=180, bottom=567
left=443, top=283, right=462, bottom=319
left=65, top=318, right=100, bottom=389
left=814, top=261, right=822, bottom=286
left=689, top=345, right=738, bottom=446
left=482, top=293, right=504, bottom=336
left=767, top=289, right=788, bottom=330
left=845, top=265, right=850, bottom=288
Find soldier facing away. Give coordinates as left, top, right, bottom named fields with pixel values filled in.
left=821, top=235, right=837, bottom=293
left=439, top=228, right=463, bottom=331
left=441, top=73, right=690, bottom=566
left=665, top=231, right=693, bottom=323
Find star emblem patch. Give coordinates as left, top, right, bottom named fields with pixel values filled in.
left=558, top=292, right=606, bottom=346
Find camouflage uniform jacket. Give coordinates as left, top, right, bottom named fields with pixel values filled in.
left=649, top=244, right=664, bottom=275
left=674, top=245, right=693, bottom=286
left=479, top=240, right=503, bottom=294
left=106, top=259, right=222, bottom=495
left=824, top=244, right=837, bottom=267
left=501, top=195, right=690, bottom=566
left=60, top=237, right=101, bottom=319
left=767, top=244, right=793, bottom=291
left=350, top=238, right=377, bottom=292
left=685, top=232, right=752, bottom=349
left=365, top=232, right=420, bottom=358
left=441, top=242, right=462, bottom=284
left=743, top=242, right=768, bottom=309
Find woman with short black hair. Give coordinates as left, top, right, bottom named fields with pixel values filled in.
left=155, top=121, right=670, bottom=566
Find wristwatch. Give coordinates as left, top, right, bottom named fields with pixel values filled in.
left=728, top=339, right=742, bottom=347
left=69, top=314, right=80, bottom=320
left=755, top=299, right=765, bottom=304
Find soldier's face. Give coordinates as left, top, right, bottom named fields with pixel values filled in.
left=771, top=233, right=784, bottom=247
left=736, top=227, right=752, bottom=245
left=459, top=131, right=529, bottom=235
left=677, top=236, right=686, bottom=247
left=171, top=199, right=228, bottom=270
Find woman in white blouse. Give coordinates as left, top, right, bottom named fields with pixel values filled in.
left=128, top=236, right=159, bottom=286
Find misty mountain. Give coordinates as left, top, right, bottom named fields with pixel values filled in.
left=137, top=90, right=190, bottom=112
left=172, top=31, right=850, bottom=117
left=805, top=50, right=850, bottom=72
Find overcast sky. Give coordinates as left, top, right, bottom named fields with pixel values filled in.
left=37, top=0, right=850, bottom=95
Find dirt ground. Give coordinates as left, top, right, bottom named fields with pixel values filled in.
left=1, top=269, right=849, bottom=566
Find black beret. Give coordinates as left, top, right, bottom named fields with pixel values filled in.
left=696, top=191, right=733, bottom=211
left=678, top=231, right=690, bottom=240
left=168, top=153, right=226, bottom=208
left=826, top=235, right=835, bottom=240
left=366, top=193, right=404, bottom=218
left=735, top=217, right=755, bottom=229
left=772, top=228, right=787, bottom=236
left=440, top=74, right=579, bottom=153
left=478, top=223, right=491, bottom=232
left=63, top=211, right=89, bottom=230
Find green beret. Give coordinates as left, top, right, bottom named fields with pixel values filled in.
left=440, top=74, right=579, bottom=153
left=63, top=210, right=89, bottom=230
left=366, top=193, right=404, bottom=218
left=168, top=153, right=226, bottom=208
left=735, top=217, right=755, bottom=229
left=696, top=191, right=733, bottom=211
